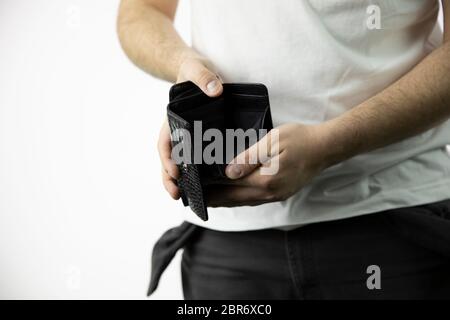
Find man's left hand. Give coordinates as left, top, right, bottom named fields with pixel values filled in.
left=207, top=123, right=333, bottom=207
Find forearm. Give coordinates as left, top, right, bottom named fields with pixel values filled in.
left=117, top=0, right=199, bottom=82
left=321, top=41, right=450, bottom=167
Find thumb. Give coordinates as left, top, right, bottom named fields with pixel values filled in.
left=226, top=134, right=272, bottom=179
left=225, top=162, right=259, bottom=180
left=226, top=132, right=274, bottom=179
left=186, top=60, right=223, bottom=97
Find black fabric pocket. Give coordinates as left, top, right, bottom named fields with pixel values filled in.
left=147, top=222, right=200, bottom=296
left=166, top=81, right=273, bottom=221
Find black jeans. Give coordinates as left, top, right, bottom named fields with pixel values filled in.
left=149, top=200, right=450, bottom=300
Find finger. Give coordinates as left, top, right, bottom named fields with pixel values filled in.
left=222, top=169, right=265, bottom=187
left=162, top=169, right=180, bottom=200
left=184, top=60, right=223, bottom=97
left=206, top=185, right=270, bottom=207
left=230, top=150, right=283, bottom=187
left=225, top=131, right=273, bottom=179
left=158, top=121, right=179, bottom=179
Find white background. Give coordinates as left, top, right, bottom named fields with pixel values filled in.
left=0, top=0, right=191, bottom=299
left=0, top=1, right=445, bottom=300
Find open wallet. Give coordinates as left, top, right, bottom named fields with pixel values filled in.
left=166, top=81, right=273, bottom=221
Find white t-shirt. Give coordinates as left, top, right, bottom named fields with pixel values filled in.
left=183, top=0, right=450, bottom=231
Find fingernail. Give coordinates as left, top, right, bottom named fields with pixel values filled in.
left=206, top=80, right=219, bottom=93
left=227, top=165, right=242, bottom=179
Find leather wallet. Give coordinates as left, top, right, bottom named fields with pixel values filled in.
left=167, top=81, right=273, bottom=221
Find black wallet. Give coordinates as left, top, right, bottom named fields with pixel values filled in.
left=167, top=81, right=273, bottom=221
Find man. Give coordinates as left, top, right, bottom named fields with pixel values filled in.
left=118, top=0, right=450, bottom=299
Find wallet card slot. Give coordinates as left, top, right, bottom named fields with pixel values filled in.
left=228, top=92, right=270, bottom=130
left=224, top=83, right=268, bottom=96
left=227, top=94, right=268, bottom=111
left=230, top=110, right=263, bottom=130
left=178, top=97, right=226, bottom=122
left=169, top=81, right=202, bottom=101
left=169, top=95, right=211, bottom=113
left=229, top=93, right=268, bottom=99
left=170, top=91, right=204, bottom=104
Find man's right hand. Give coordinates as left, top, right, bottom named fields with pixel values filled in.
left=118, top=2, right=224, bottom=200
left=158, top=57, right=223, bottom=199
